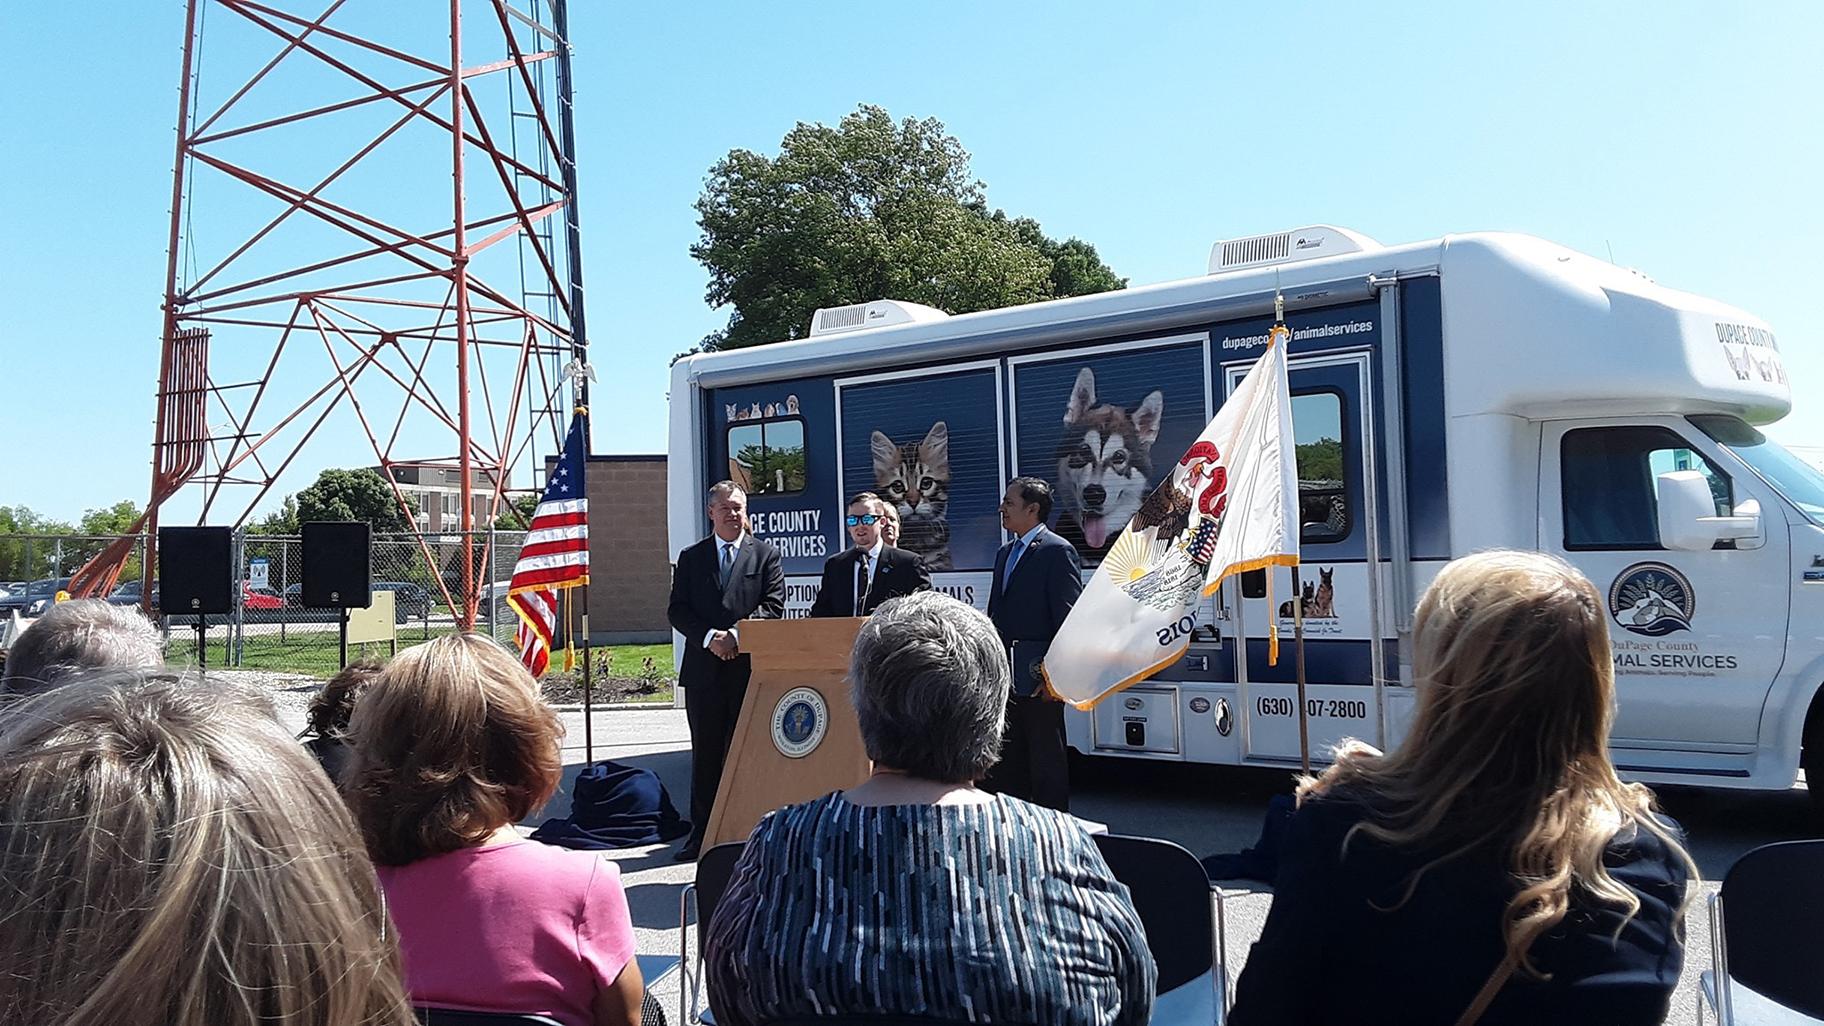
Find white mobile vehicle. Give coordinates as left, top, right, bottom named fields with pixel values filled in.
left=669, top=226, right=1823, bottom=797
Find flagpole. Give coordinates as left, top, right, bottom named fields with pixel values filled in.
left=1268, top=289, right=1312, bottom=776
left=579, top=588, right=594, bottom=763
left=1292, top=564, right=1310, bottom=775
left=577, top=411, right=594, bottom=765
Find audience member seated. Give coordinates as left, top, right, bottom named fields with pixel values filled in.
left=704, top=591, right=1155, bottom=1026
left=0, top=598, right=162, bottom=697
left=1227, top=550, right=1695, bottom=1026
left=0, top=669, right=415, bottom=1025
left=342, top=634, right=645, bottom=1026
left=299, top=659, right=383, bottom=782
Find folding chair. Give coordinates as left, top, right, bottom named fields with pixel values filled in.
left=415, top=1010, right=565, bottom=1026
left=679, top=841, right=747, bottom=1026
left=634, top=961, right=676, bottom=1026
left=420, top=979, right=666, bottom=1026
left=1698, top=838, right=1824, bottom=1025
left=1093, top=832, right=1228, bottom=1025
left=751, top=1007, right=1014, bottom=1015
left=421, top=998, right=665, bottom=1026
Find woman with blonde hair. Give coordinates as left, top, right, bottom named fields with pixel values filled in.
left=1228, top=550, right=1695, bottom=1026
left=0, top=670, right=415, bottom=1026
left=342, top=633, right=644, bottom=1026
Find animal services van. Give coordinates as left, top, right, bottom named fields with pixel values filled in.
left=668, top=226, right=1824, bottom=797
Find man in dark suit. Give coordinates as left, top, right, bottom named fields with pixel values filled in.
left=808, top=492, right=931, bottom=617
left=666, top=481, right=785, bottom=861
left=982, top=476, right=1083, bottom=811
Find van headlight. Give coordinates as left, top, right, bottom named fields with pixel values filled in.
left=27, top=599, right=49, bottom=616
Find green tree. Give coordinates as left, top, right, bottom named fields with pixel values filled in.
left=996, top=213, right=1127, bottom=299
left=1295, top=438, right=1345, bottom=482
left=691, top=104, right=1125, bottom=351
left=295, top=469, right=413, bottom=534
left=78, top=500, right=141, bottom=537
left=736, top=442, right=807, bottom=494
left=493, top=493, right=539, bottom=531
left=74, top=499, right=144, bottom=583
left=0, top=505, right=76, bottom=581
left=248, top=495, right=300, bottom=536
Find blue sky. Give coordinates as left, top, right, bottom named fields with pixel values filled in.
left=2, top=2, right=1820, bottom=522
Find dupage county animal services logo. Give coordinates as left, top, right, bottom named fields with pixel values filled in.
left=1607, top=562, right=1695, bottom=637
left=771, top=687, right=828, bottom=759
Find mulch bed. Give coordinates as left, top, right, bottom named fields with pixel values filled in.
left=539, top=673, right=669, bottom=705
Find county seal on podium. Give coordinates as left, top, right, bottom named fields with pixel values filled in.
left=771, top=687, right=829, bottom=759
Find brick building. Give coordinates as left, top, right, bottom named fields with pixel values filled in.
left=581, top=455, right=670, bottom=643
left=376, top=464, right=509, bottom=534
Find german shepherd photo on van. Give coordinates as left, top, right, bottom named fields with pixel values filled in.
left=1278, top=567, right=1337, bottom=619
left=1054, top=367, right=1165, bottom=561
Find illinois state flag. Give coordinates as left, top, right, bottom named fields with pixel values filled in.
left=1043, top=329, right=1299, bottom=709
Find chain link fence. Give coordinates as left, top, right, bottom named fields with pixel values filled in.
left=0, top=534, right=148, bottom=590
left=2, top=531, right=528, bottom=676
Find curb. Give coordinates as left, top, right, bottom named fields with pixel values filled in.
left=548, top=701, right=679, bottom=713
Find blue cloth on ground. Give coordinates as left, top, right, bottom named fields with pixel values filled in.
left=531, top=759, right=692, bottom=850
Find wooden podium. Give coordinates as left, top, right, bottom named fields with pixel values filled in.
left=700, top=617, right=872, bottom=849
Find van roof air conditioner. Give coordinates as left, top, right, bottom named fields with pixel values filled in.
left=1208, top=225, right=1379, bottom=274
left=808, top=299, right=949, bottom=338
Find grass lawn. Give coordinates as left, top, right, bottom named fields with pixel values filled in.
left=166, top=628, right=463, bottom=678
left=166, top=630, right=676, bottom=705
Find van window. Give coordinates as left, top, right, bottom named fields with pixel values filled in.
left=1691, top=413, right=1824, bottom=526
left=1292, top=391, right=1350, bottom=543
left=727, top=419, right=807, bottom=496
left=1561, top=426, right=1732, bottom=550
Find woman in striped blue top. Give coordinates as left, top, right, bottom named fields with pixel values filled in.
left=704, top=591, right=1155, bottom=1026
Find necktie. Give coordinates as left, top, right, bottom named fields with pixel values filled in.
left=855, top=552, right=872, bottom=613
left=1003, top=538, right=1026, bottom=587
left=719, top=542, right=735, bottom=587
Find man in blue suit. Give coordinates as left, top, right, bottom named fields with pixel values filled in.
left=982, top=477, right=1083, bottom=811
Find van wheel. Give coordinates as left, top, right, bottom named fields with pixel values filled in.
left=1804, top=698, right=1824, bottom=829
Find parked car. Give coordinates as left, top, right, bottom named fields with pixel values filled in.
left=375, top=581, right=434, bottom=622
left=105, top=581, right=283, bottom=622
left=107, top=580, right=158, bottom=616
left=1, top=578, right=73, bottom=617
left=282, top=581, right=432, bottom=623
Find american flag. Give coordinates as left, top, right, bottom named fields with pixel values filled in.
left=507, top=410, right=590, bottom=676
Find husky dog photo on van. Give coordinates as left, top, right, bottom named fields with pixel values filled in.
left=1054, top=367, right=1165, bottom=560
left=870, top=421, right=954, bottom=571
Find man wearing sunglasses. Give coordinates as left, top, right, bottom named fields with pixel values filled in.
left=809, top=492, right=931, bottom=617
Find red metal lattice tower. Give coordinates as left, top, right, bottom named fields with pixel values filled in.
left=71, top=0, right=591, bottom=629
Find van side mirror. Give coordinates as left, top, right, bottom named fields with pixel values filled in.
left=1656, top=470, right=1763, bottom=551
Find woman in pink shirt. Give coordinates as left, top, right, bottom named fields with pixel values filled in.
left=344, top=634, right=645, bottom=1026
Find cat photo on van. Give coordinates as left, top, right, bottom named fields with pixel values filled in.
left=870, top=422, right=953, bottom=571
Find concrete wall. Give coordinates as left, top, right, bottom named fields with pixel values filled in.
left=584, top=455, right=671, bottom=643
